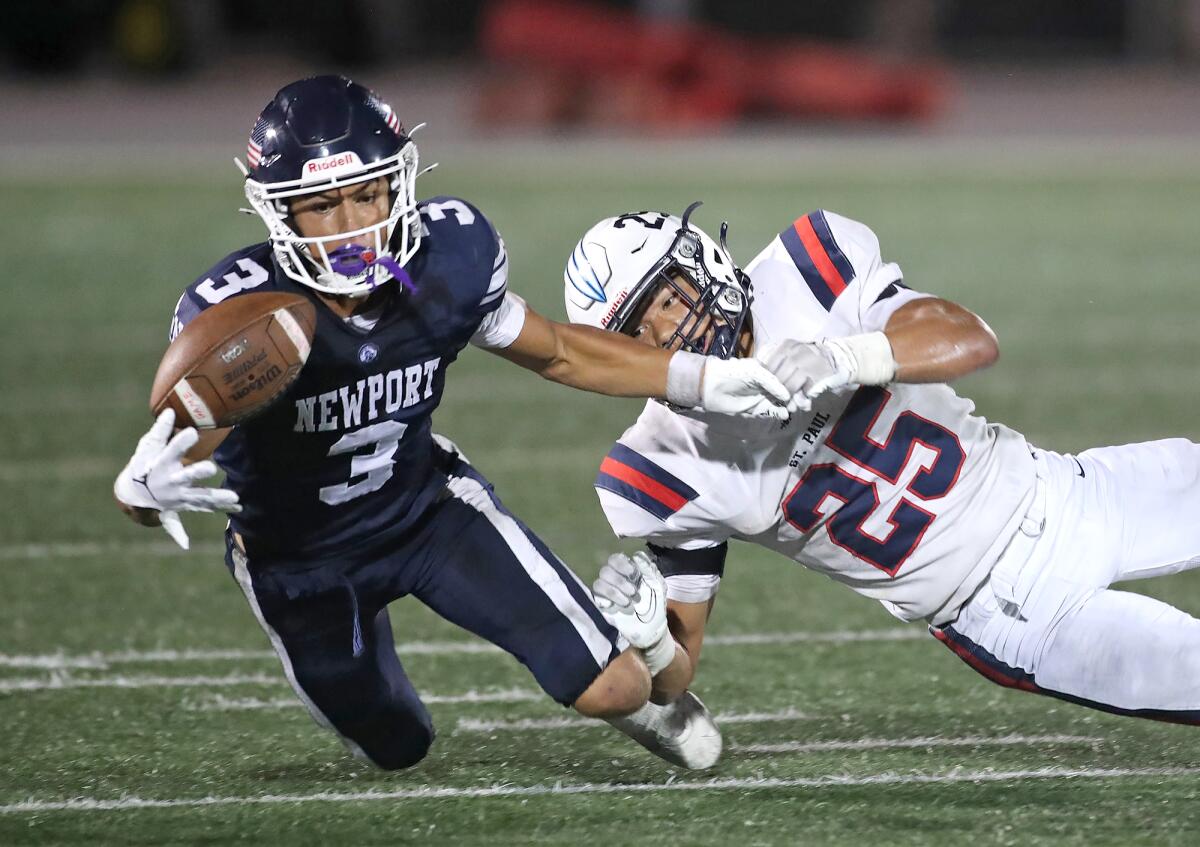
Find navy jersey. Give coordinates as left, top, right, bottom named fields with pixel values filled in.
left=169, top=196, right=508, bottom=563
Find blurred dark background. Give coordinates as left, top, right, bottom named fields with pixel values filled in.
left=3, top=0, right=1196, bottom=77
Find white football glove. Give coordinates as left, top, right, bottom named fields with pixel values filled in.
left=592, top=551, right=669, bottom=651
left=113, top=409, right=241, bottom=550
left=757, top=333, right=897, bottom=413
left=756, top=340, right=849, bottom=414
left=701, top=356, right=793, bottom=419
left=666, top=351, right=790, bottom=420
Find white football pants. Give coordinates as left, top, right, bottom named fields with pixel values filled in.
left=933, top=440, right=1200, bottom=720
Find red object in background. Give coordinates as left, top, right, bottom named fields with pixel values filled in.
left=752, top=43, right=946, bottom=121
left=477, top=0, right=746, bottom=130
left=477, top=0, right=948, bottom=130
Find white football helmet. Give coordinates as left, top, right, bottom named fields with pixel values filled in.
left=564, top=202, right=752, bottom=358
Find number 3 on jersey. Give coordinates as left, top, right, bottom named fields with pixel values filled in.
left=319, top=420, right=409, bottom=505
left=196, top=258, right=269, bottom=304
left=782, top=387, right=965, bottom=576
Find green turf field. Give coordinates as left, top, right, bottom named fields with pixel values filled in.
left=2, top=149, right=1199, bottom=845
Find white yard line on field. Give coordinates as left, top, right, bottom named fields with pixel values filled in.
left=184, top=689, right=545, bottom=712
left=707, top=630, right=923, bottom=646
left=0, top=649, right=276, bottom=670
left=455, top=707, right=811, bottom=733
left=452, top=718, right=1101, bottom=756
left=0, top=672, right=283, bottom=692
left=4, top=766, right=1197, bottom=815
left=0, top=642, right=502, bottom=670
left=734, top=734, right=1102, bottom=753
left=0, top=629, right=923, bottom=671
left=0, top=540, right=226, bottom=560
left=182, top=695, right=307, bottom=711
left=0, top=672, right=552, bottom=700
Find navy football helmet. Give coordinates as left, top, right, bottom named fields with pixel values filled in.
left=237, top=75, right=426, bottom=296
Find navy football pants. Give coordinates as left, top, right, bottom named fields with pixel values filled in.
left=225, top=456, right=622, bottom=770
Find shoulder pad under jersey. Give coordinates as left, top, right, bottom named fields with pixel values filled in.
left=417, top=195, right=508, bottom=317
left=762, top=210, right=905, bottom=313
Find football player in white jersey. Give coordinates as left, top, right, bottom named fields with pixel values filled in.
left=569, top=203, right=1200, bottom=759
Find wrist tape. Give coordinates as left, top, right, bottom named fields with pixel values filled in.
left=665, top=351, right=705, bottom=408
left=827, top=331, right=897, bottom=386
left=641, top=634, right=678, bottom=676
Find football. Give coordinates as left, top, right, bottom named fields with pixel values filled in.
left=150, top=291, right=317, bottom=429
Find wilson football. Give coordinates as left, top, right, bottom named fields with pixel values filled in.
left=150, top=291, right=317, bottom=429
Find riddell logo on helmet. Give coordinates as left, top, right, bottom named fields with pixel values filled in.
left=602, top=290, right=629, bottom=327
left=301, top=151, right=364, bottom=181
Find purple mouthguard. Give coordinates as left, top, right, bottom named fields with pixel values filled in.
left=328, top=244, right=417, bottom=293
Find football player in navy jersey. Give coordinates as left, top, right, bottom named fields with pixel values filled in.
left=112, top=76, right=790, bottom=771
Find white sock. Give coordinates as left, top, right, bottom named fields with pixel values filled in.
left=605, top=700, right=664, bottom=735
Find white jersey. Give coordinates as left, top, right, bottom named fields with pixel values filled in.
left=595, top=210, right=1036, bottom=624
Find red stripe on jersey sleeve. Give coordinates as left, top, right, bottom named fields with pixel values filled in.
left=599, top=457, right=690, bottom=513
left=794, top=215, right=848, bottom=296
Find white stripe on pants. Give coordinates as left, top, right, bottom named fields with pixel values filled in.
left=443, top=471, right=624, bottom=667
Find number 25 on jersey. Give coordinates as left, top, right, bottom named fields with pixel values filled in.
left=782, top=387, right=965, bottom=576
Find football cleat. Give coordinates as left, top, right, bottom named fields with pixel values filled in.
left=606, top=690, right=723, bottom=770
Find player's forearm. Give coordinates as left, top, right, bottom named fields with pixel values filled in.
left=501, top=309, right=788, bottom=417
left=885, top=298, right=999, bottom=383
left=647, top=598, right=711, bottom=702
left=537, top=321, right=674, bottom=398
left=495, top=309, right=674, bottom=397
left=649, top=643, right=694, bottom=704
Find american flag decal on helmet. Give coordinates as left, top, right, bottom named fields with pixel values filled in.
left=246, top=117, right=269, bottom=168
left=367, top=92, right=404, bottom=137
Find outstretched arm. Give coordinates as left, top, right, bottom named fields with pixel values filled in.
left=486, top=303, right=790, bottom=417
left=490, top=303, right=675, bottom=397
left=759, top=296, right=998, bottom=410
left=652, top=597, right=715, bottom=703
